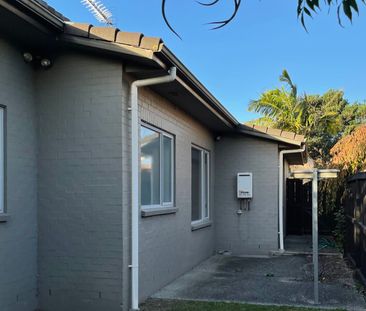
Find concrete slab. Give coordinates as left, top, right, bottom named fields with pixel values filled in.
left=152, top=255, right=366, bottom=310
left=283, top=235, right=339, bottom=256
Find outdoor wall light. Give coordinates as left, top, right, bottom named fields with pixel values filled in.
left=40, top=58, right=52, bottom=68
left=22, top=53, right=52, bottom=69
left=23, top=52, right=33, bottom=63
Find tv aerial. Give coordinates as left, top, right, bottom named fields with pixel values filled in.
left=81, top=0, right=114, bottom=26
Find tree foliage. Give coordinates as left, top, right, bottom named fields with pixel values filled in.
left=330, top=125, right=366, bottom=173
left=297, top=0, right=366, bottom=30
left=248, top=70, right=362, bottom=163
left=161, top=0, right=365, bottom=38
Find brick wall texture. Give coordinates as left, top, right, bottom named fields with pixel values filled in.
left=136, top=83, right=216, bottom=301
left=0, top=38, right=38, bottom=311
left=214, top=135, right=279, bottom=255
left=0, top=37, right=281, bottom=311
left=36, top=52, right=124, bottom=311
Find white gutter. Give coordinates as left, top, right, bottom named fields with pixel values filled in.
left=278, top=145, right=306, bottom=252
left=129, top=67, right=177, bottom=311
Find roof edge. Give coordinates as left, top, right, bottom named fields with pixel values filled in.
left=157, top=45, right=239, bottom=128
left=13, top=0, right=66, bottom=30
left=238, top=127, right=304, bottom=147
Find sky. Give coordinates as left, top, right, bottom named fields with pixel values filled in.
left=46, top=0, right=366, bottom=122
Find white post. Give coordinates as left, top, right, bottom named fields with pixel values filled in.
left=291, top=168, right=339, bottom=305
left=312, top=169, right=319, bottom=304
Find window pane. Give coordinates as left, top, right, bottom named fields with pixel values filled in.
left=203, top=152, right=209, bottom=218
left=140, top=126, right=160, bottom=206
left=163, top=136, right=172, bottom=203
left=191, top=148, right=202, bottom=221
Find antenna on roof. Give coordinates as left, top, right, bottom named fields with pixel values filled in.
left=81, top=0, right=113, bottom=26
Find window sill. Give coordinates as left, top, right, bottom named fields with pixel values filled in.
left=0, top=213, right=10, bottom=223
left=191, top=220, right=212, bottom=231
left=141, top=207, right=178, bottom=218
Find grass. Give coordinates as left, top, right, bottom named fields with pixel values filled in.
left=140, top=299, right=345, bottom=311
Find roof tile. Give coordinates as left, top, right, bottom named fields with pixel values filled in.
left=115, top=32, right=143, bottom=47
left=267, top=127, right=282, bottom=137
left=140, top=37, right=162, bottom=51
left=252, top=125, right=268, bottom=134
left=243, top=123, right=305, bottom=144
left=64, top=22, right=91, bottom=38
left=294, top=134, right=305, bottom=142
left=281, top=130, right=296, bottom=140
left=89, top=26, right=119, bottom=42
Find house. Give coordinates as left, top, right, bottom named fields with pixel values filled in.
left=0, top=1, right=306, bottom=311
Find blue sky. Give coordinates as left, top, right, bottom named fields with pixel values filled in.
left=47, top=0, right=366, bottom=122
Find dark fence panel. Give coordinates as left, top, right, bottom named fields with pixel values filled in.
left=344, top=172, right=366, bottom=281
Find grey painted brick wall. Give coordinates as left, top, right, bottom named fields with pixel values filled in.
left=36, top=51, right=124, bottom=311
left=134, top=84, right=216, bottom=301
left=0, top=35, right=285, bottom=311
left=0, top=38, right=38, bottom=311
left=214, top=135, right=279, bottom=255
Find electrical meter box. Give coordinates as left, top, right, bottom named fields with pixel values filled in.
left=237, top=173, right=253, bottom=199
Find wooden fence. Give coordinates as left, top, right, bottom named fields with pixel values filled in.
left=344, top=172, right=366, bottom=283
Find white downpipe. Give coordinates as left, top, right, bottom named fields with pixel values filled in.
left=278, top=145, right=305, bottom=252
left=129, top=67, right=177, bottom=311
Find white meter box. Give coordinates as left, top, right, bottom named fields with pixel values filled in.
left=237, top=173, right=253, bottom=198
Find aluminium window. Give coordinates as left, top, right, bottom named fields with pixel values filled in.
left=140, top=124, right=174, bottom=208
left=191, top=146, right=210, bottom=223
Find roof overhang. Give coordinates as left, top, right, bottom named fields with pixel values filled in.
left=0, top=0, right=308, bottom=142
left=3, top=0, right=65, bottom=31
left=238, top=125, right=304, bottom=147
left=60, top=34, right=158, bottom=66
left=58, top=37, right=237, bottom=132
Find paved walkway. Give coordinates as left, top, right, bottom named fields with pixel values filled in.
left=153, top=255, right=366, bottom=310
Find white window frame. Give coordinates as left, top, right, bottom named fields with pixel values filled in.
left=191, top=145, right=210, bottom=225
left=0, top=107, right=5, bottom=214
left=140, top=123, right=175, bottom=209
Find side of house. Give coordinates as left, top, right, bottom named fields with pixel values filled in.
left=215, top=134, right=279, bottom=255
left=0, top=37, right=38, bottom=311
left=37, top=51, right=125, bottom=311
left=135, top=83, right=216, bottom=300
left=0, top=2, right=307, bottom=311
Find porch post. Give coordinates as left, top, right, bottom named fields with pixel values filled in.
left=312, top=169, right=319, bottom=304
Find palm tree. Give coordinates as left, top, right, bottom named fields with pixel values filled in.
left=248, top=70, right=304, bottom=133
left=248, top=70, right=350, bottom=162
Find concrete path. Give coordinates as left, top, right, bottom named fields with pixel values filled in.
left=152, top=255, right=366, bottom=310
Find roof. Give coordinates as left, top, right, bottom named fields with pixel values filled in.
left=240, top=124, right=306, bottom=147
left=64, top=23, right=164, bottom=52
left=60, top=22, right=239, bottom=130
left=31, top=0, right=69, bottom=21
left=5, top=0, right=306, bottom=152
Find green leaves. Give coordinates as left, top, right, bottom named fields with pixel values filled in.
left=297, top=0, right=365, bottom=30
left=248, top=70, right=366, bottom=164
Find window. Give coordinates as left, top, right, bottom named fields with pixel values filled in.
left=140, top=124, right=174, bottom=208
left=191, top=146, right=209, bottom=223
left=0, top=107, right=4, bottom=214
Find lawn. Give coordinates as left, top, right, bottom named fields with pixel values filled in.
left=140, top=299, right=344, bottom=311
